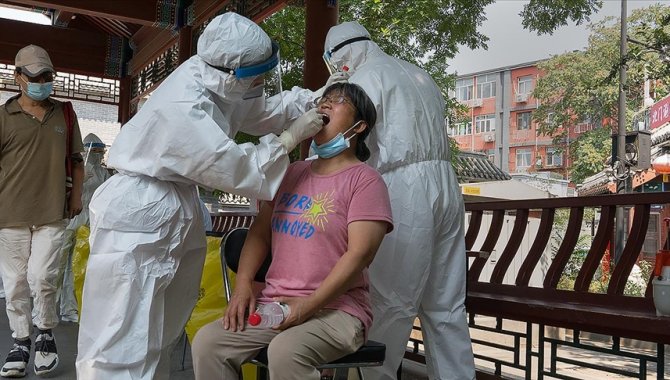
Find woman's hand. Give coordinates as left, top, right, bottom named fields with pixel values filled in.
left=222, top=280, right=256, bottom=331
left=272, top=296, right=318, bottom=330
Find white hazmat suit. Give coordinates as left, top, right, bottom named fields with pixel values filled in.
left=76, top=13, right=322, bottom=380
left=57, top=133, right=110, bottom=323
left=324, top=22, right=476, bottom=379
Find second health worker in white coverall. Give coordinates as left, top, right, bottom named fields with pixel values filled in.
left=323, top=22, right=476, bottom=379
left=76, top=13, right=323, bottom=380
left=57, top=133, right=110, bottom=323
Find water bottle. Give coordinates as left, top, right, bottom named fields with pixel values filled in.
left=247, top=302, right=290, bottom=328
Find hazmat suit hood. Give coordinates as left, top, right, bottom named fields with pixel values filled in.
left=83, top=133, right=105, bottom=166
left=324, top=21, right=381, bottom=74
left=197, top=12, right=272, bottom=103
left=68, top=133, right=110, bottom=230
left=323, top=21, right=449, bottom=173
left=107, top=12, right=290, bottom=201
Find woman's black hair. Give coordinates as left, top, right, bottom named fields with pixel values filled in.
left=322, top=82, right=376, bottom=161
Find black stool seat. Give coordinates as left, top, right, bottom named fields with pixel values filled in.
left=328, top=340, right=385, bottom=365
left=253, top=340, right=386, bottom=368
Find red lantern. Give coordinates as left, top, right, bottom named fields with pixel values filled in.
left=652, top=150, right=670, bottom=174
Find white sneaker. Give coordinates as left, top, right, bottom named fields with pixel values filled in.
left=33, top=331, right=58, bottom=376
left=0, top=341, right=30, bottom=378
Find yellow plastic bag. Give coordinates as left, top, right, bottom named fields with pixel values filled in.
left=71, top=225, right=91, bottom=314
left=185, top=235, right=227, bottom=342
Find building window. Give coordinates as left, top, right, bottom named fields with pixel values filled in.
left=517, top=75, right=533, bottom=95
left=449, top=122, right=472, bottom=136
left=546, top=148, right=563, bottom=166
left=455, top=78, right=473, bottom=101
left=516, top=148, right=532, bottom=169
left=475, top=114, right=495, bottom=133
left=574, top=123, right=594, bottom=134
left=476, top=73, right=496, bottom=99
left=486, top=149, right=495, bottom=163
left=517, top=112, right=532, bottom=130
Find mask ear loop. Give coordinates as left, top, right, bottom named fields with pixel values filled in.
left=16, top=74, right=28, bottom=92
left=344, top=120, right=363, bottom=142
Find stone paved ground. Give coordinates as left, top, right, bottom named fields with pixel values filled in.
left=0, top=299, right=194, bottom=380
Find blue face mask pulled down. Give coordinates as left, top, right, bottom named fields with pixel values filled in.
left=310, top=121, right=361, bottom=159
left=20, top=77, right=53, bottom=101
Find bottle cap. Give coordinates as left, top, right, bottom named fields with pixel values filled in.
left=248, top=313, right=261, bottom=326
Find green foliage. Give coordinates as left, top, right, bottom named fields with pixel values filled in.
left=338, top=0, right=493, bottom=100
left=627, top=7, right=670, bottom=83
left=533, top=5, right=670, bottom=184
left=259, top=6, right=308, bottom=93
left=569, top=127, right=611, bottom=184
left=521, top=0, right=603, bottom=35
left=261, top=0, right=495, bottom=102
left=552, top=206, right=651, bottom=297
left=553, top=208, right=599, bottom=291
left=255, top=0, right=609, bottom=166
left=624, top=259, right=653, bottom=297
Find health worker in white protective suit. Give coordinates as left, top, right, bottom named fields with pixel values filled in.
left=76, top=13, right=324, bottom=380
left=324, top=22, right=476, bottom=380
left=57, top=133, right=110, bottom=323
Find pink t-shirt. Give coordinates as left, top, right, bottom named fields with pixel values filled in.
left=261, top=161, right=393, bottom=333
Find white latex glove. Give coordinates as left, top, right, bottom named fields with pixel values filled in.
left=312, top=71, right=350, bottom=99
left=278, top=108, right=324, bottom=151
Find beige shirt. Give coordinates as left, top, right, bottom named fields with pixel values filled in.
left=0, top=95, right=84, bottom=228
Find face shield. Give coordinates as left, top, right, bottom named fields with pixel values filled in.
left=323, top=36, right=371, bottom=74
left=83, top=142, right=106, bottom=166
left=229, top=42, right=283, bottom=101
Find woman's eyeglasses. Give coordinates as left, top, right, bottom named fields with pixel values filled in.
left=313, top=95, right=353, bottom=108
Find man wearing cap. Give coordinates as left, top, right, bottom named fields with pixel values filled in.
left=0, top=44, right=84, bottom=378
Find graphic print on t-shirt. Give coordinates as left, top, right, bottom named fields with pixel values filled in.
left=272, top=190, right=335, bottom=239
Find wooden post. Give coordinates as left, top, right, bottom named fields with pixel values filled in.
left=300, top=1, right=338, bottom=159
left=118, top=76, right=132, bottom=125
left=178, top=25, right=193, bottom=64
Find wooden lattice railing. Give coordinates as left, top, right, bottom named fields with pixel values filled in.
left=407, top=192, right=670, bottom=379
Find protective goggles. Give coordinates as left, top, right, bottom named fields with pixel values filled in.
left=322, top=36, right=371, bottom=74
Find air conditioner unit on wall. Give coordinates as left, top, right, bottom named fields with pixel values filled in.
left=515, top=93, right=529, bottom=102
left=484, top=134, right=495, bottom=142
left=471, top=98, right=483, bottom=107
